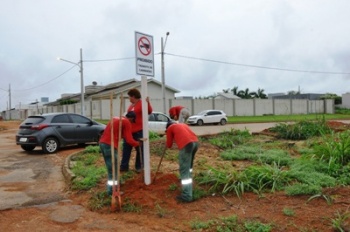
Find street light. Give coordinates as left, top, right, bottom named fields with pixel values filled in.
left=161, top=32, right=170, bottom=113
left=57, top=48, right=85, bottom=116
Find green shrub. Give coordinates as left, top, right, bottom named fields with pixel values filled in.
left=285, top=183, right=321, bottom=196
left=208, top=129, right=251, bottom=149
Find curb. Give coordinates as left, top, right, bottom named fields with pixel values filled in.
left=62, top=151, right=83, bottom=183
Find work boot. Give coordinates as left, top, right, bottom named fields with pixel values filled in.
left=175, top=195, right=192, bottom=203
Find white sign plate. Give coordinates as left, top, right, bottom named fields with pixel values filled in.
left=135, top=31, right=154, bottom=77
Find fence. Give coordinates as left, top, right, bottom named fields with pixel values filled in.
left=2, top=98, right=334, bottom=120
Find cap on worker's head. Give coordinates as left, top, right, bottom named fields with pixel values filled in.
left=125, top=111, right=136, bottom=121
left=166, top=121, right=175, bottom=130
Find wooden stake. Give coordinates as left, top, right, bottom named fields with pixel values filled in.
left=110, top=92, right=117, bottom=211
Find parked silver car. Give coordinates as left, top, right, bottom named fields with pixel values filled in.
left=16, top=113, right=106, bottom=154
left=187, top=110, right=227, bottom=126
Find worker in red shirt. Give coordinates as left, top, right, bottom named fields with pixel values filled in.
left=99, top=112, right=140, bottom=195
left=165, top=121, right=199, bottom=203
left=169, top=105, right=190, bottom=123
left=120, top=88, right=153, bottom=172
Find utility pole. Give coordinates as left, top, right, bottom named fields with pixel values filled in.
left=161, top=32, right=170, bottom=113
left=9, top=84, right=11, bottom=120
left=57, top=48, right=85, bottom=116
left=80, top=48, right=84, bottom=116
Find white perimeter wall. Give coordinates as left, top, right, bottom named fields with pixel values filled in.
left=3, top=98, right=334, bottom=120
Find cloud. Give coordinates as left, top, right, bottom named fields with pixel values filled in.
left=1, top=0, right=350, bottom=111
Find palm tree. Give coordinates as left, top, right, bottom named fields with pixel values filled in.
left=238, top=88, right=253, bottom=99
left=254, top=88, right=267, bottom=99
left=222, top=88, right=230, bottom=93
left=287, top=90, right=300, bottom=95
left=231, top=86, right=239, bottom=96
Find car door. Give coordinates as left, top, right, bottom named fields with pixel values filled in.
left=69, top=114, right=95, bottom=143
left=205, top=111, right=220, bottom=124
left=51, top=114, right=76, bottom=141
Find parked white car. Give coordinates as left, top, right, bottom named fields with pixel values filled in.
left=148, top=112, right=173, bottom=134
left=187, top=110, right=227, bottom=126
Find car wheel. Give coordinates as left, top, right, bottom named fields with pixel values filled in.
left=21, top=145, right=36, bottom=151
left=197, top=119, right=204, bottom=126
left=42, top=137, right=59, bottom=154
left=220, top=119, right=227, bottom=125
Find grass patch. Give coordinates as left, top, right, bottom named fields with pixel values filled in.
left=190, top=215, right=273, bottom=232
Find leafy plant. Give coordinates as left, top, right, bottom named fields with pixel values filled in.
left=88, top=190, right=110, bottom=211
left=196, top=167, right=243, bottom=197
left=71, top=164, right=106, bottom=190
left=149, top=131, right=161, bottom=140
left=313, top=130, right=350, bottom=172
left=168, top=183, right=177, bottom=191
left=284, top=183, right=321, bottom=196
left=331, top=210, right=350, bottom=232
left=244, top=220, right=272, bottom=232
left=122, top=198, right=142, bottom=212
left=208, top=129, right=251, bottom=149
left=155, top=203, right=167, bottom=218
left=221, top=145, right=292, bottom=166
left=270, top=118, right=331, bottom=140
left=283, top=207, right=295, bottom=216
left=307, top=192, right=333, bottom=205
left=242, top=162, right=289, bottom=196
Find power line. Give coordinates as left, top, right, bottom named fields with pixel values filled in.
left=10, top=52, right=350, bottom=93
left=166, top=53, right=350, bottom=75
left=84, top=57, right=134, bottom=62
left=12, top=65, right=76, bottom=91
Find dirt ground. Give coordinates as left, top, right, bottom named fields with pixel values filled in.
left=1, top=120, right=350, bottom=231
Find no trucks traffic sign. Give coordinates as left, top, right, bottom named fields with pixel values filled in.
left=135, top=31, right=154, bottom=77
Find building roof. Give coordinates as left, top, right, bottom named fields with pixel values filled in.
left=45, top=78, right=180, bottom=106
left=215, top=92, right=241, bottom=99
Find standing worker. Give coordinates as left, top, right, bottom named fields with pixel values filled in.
left=165, top=121, right=199, bottom=203
left=120, top=88, right=153, bottom=172
left=169, top=105, right=190, bottom=123
left=99, top=112, right=140, bottom=195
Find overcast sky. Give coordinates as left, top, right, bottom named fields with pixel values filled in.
left=1, top=0, right=350, bottom=111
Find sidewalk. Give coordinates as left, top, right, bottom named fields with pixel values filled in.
left=191, top=120, right=350, bottom=136
left=190, top=122, right=279, bottom=136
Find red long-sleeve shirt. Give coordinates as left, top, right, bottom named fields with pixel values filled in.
left=99, top=117, right=139, bottom=149
left=166, top=123, right=198, bottom=149
left=127, top=99, right=153, bottom=133
left=169, top=106, right=184, bottom=119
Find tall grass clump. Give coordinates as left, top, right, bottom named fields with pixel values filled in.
left=270, top=117, right=331, bottom=140
left=241, top=162, right=290, bottom=195
left=195, top=167, right=245, bottom=197
left=221, top=145, right=292, bottom=166
left=207, top=129, right=251, bottom=149
left=312, top=130, right=350, bottom=174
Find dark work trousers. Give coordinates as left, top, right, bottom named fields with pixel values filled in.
left=179, top=142, right=199, bottom=201
left=120, top=130, right=143, bottom=171
left=99, top=143, right=118, bottom=195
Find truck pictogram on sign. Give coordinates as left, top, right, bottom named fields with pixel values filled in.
left=138, top=36, right=152, bottom=56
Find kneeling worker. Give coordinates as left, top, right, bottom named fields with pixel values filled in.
left=169, top=105, right=190, bottom=123
left=99, top=112, right=140, bottom=195
left=165, top=121, right=199, bottom=203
